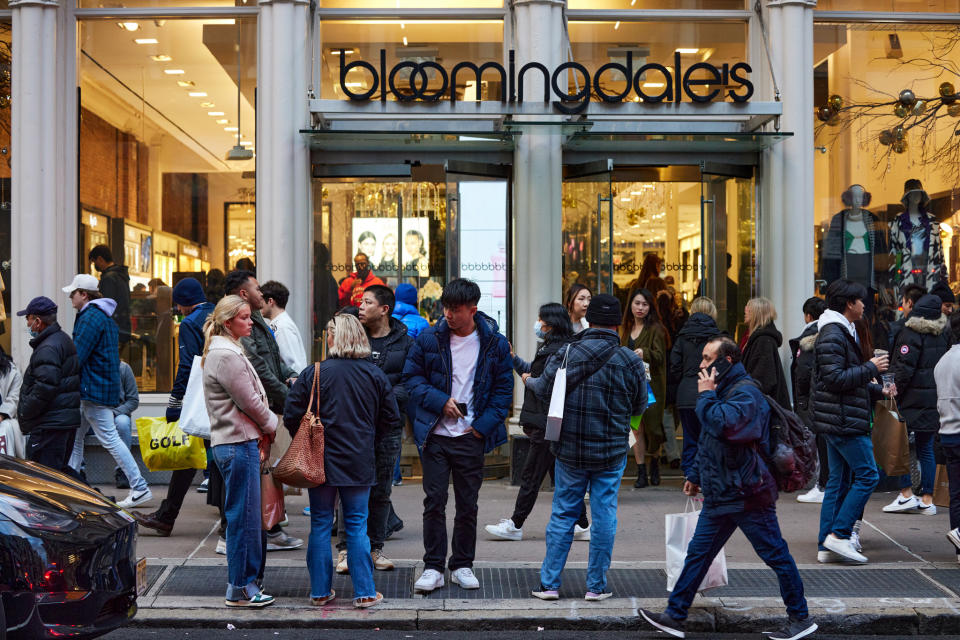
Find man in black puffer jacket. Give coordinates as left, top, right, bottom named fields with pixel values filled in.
left=814, top=280, right=891, bottom=564
left=16, top=296, right=82, bottom=479
left=335, top=284, right=414, bottom=572
left=883, top=293, right=950, bottom=515
left=790, top=297, right=827, bottom=504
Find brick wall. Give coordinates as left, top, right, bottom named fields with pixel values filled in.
left=162, top=173, right=208, bottom=246
left=79, top=107, right=148, bottom=225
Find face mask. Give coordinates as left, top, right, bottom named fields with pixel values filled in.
left=26, top=321, right=39, bottom=338
left=534, top=320, right=549, bottom=340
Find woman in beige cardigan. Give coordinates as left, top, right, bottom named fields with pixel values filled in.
left=203, top=295, right=278, bottom=608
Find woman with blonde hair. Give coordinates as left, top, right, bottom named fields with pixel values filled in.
left=283, top=313, right=400, bottom=609
left=741, top=296, right=791, bottom=409
left=202, top=295, right=278, bottom=608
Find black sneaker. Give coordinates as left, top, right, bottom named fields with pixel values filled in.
left=115, top=468, right=130, bottom=490
left=639, top=609, right=685, bottom=638
left=765, top=618, right=818, bottom=640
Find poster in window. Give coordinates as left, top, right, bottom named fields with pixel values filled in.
left=352, top=217, right=430, bottom=278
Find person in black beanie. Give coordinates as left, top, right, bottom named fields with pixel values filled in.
left=524, top=293, right=648, bottom=600
left=931, top=281, right=956, bottom=331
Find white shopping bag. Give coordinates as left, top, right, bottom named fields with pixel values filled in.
left=544, top=345, right=571, bottom=442
left=665, top=498, right=728, bottom=592
left=178, top=355, right=211, bottom=439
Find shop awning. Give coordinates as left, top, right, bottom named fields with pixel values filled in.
left=562, top=131, right=792, bottom=153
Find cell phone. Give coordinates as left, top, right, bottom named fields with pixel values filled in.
left=456, top=402, right=468, bottom=416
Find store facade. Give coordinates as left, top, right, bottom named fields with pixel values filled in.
left=7, top=1, right=960, bottom=460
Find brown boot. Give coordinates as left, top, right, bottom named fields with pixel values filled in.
left=133, top=510, right=173, bottom=537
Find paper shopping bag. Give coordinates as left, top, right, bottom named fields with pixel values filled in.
left=544, top=345, right=571, bottom=442
left=934, top=464, right=951, bottom=508
left=136, top=417, right=207, bottom=471
left=260, top=466, right=285, bottom=530
left=665, top=498, right=728, bottom=593
left=178, top=356, right=210, bottom=440
left=871, top=400, right=910, bottom=477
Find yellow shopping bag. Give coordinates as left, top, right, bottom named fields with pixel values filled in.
left=136, top=417, right=207, bottom=471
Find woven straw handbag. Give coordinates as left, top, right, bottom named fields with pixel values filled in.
left=273, top=364, right=326, bottom=488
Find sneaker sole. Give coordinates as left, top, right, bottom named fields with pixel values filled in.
left=484, top=527, right=522, bottom=541
left=225, top=598, right=274, bottom=608
left=766, top=622, right=818, bottom=640
left=451, top=576, right=480, bottom=590
left=354, top=594, right=383, bottom=609
left=823, top=540, right=867, bottom=564
left=414, top=582, right=443, bottom=593
left=266, top=542, right=304, bottom=551
left=118, top=495, right=153, bottom=509
left=883, top=502, right=920, bottom=513
left=640, top=609, right=685, bottom=638
left=584, top=593, right=613, bottom=601
left=947, top=532, right=960, bottom=551
left=531, top=591, right=559, bottom=600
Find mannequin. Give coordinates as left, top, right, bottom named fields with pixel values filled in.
left=889, top=178, right=946, bottom=294
left=821, top=184, right=886, bottom=292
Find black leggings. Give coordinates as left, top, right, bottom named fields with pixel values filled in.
left=511, top=438, right=588, bottom=530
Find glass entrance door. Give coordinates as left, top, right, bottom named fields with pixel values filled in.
left=562, top=160, right=613, bottom=297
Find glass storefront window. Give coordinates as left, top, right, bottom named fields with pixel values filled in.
left=320, top=0, right=502, bottom=7
left=813, top=23, right=959, bottom=329
left=79, top=17, right=256, bottom=393
left=319, top=20, right=503, bottom=101
left=0, top=20, right=9, bottom=358
left=568, top=0, right=745, bottom=9
left=816, top=0, right=960, bottom=11
left=567, top=21, right=749, bottom=105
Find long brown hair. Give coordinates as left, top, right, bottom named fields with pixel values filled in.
left=622, top=288, right=665, bottom=345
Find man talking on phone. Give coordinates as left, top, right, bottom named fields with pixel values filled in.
left=641, top=336, right=816, bottom=640
left=403, top=279, right=513, bottom=593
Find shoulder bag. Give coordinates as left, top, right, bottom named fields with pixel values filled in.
left=272, top=364, right=327, bottom=488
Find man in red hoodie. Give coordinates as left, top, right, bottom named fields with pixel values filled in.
left=338, top=253, right=384, bottom=308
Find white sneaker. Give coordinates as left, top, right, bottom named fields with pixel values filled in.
left=484, top=518, right=522, bottom=541
left=574, top=524, right=591, bottom=541
left=849, top=532, right=862, bottom=553
left=451, top=567, right=480, bottom=590
left=215, top=537, right=227, bottom=555
left=823, top=533, right=867, bottom=564
left=817, top=550, right=841, bottom=563
left=414, top=569, right=444, bottom=593
left=796, top=487, right=824, bottom=504
left=947, top=528, right=960, bottom=552
left=882, top=494, right=920, bottom=513
left=117, top=488, right=152, bottom=509
left=917, top=502, right=937, bottom=516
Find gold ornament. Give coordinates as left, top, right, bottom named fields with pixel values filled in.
left=817, top=106, right=834, bottom=122
left=894, top=103, right=909, bottom=118
left=893, top=125, right=906, bottom=140
left=941, top=81, right=956, bottom=98
left=828, top=94, right=843, bottom=110
left=949, top=104, right=960, bottom=117
left=892, top=139, right=908, bottom=153
left=898, top=89, right=917, bottom=107
left=912, top=100, right=927, bottom=116
left=878, top=130, right=893, bottom=146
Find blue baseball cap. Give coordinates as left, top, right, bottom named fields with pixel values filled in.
left=16, top=296, right=58, bottom=317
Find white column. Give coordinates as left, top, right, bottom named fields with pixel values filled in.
left=510, top=0, right=564, bottom=419
left=11, top=0, right=75, bottom=366
left=256, top=0, right=311, bottom=345
left=763, top=0, right=816, bottom=355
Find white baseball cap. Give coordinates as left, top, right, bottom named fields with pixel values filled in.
left=62, top=273, right=99, bottom=293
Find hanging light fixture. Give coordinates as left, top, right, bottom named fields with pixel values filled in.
left=226, top=28, right=253, bottom=161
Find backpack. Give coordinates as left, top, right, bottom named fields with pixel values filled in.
left=734, top=379, right=818, bottom=493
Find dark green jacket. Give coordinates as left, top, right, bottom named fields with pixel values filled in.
left=241, top=310, right=296, bottom=413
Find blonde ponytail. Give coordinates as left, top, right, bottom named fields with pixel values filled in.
left=201, top=295, right=250, bottom=366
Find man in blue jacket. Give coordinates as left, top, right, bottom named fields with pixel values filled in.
left=403, top=278, right=513, bottom=593
left=641, top=337, right=815, bottom=640
left=136, top=277, right=215, bottom=536
left=63, top=273, right=151, bottom=509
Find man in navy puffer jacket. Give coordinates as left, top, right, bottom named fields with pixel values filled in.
left=403, top=278, right=513, bottom=593
left=642, top=337, right=815, bottom=640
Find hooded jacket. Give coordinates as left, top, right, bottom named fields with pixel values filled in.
left=669, top=313, right=721, bottom=409
left=694, top=362, right=777, bottom=514
left=73, top=298, right=121, bottom=406
left=741, top=322, right=791, bottom=410
left=18, top=322, right=80, bottom=433
left=402, top=311, right=513, bottom=453
left=891, top=294, right=949, bottom=433
left=936, top=344, right=960, bottom=446
left=527, top=328, right=648, bottom=471
left=98, top=264, right=132, bottom=343
left=812, top=309, right=881, bottom=437
left=338, top=270, right=385, bottom=308
left=368, top=316, right=414, bottom=416
left=240, top=310, right=297, bottom=414
left=513, top=334, right=571, bottom=440
left=789, top=321, right=819, bottom=427
left=166, top=301, right=215, bottom=422
left=393, top=284, right=430, bottom=338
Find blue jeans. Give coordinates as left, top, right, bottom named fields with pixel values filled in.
left=677, top=408, right=701, bottom=482
left=900, top=431, right=936, bottom=496
left=114, top=414, right=132, bottom=449
left=540, top=456, right=626, bottom=594
left=666, top=505, right=807, bottom=622
left=213, top=440, right=264, bottom=601
left=308, top=485, right=376, bottom=600
left=818, top=434, right=879, bottom=547
left=74, top=401, right=147, bottom=492
left=394, top=457, right=402, bottom=483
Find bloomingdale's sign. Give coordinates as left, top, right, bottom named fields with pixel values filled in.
left=340, top=50, right=754, bottom=114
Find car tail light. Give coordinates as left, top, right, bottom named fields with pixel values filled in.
left=0, top=495, right=79, bottom=532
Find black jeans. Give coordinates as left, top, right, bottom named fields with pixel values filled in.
left=943, top=444, right=960, bottom=532
left=422, top=433, right=485, bottom=573
left=816, top=433, right=829, bottom=489
left=337, top=426, right=403, bottom=552
left=511, top=438, right=587, bottom=529
left=27, top=428, right=82, bottom=480
left=157, top=439, right=212, bottom=525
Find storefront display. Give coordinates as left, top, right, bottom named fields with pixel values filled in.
left=890, top=179, right=947, bottom=294
left=820, top=185, right=887, bottom=294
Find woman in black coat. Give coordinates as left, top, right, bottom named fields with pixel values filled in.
left=885, top=294, right=950, bottom=514
left=483, top=303, right=590, bottom=541
left=741, top=297, right=791, bottom=410
left=668, top=298, right=720, bottom=486
left=283, top=314, right=400, bottom=609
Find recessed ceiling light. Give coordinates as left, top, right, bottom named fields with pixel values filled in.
left=177, top=80, right=195, bottom=87
left=642, top=82, right=666, bottom=89
left=208, top=111, right=225, bottom=116
left=614, top=21, right=620, bottom=30
left=164, top=69, right=185, bottom=75
left=676, top=48, right=699, bottom=54
left=118, top=22, right=140, bottom=32
left=215, top=119, right=229, bottom=124
left=240, top=140, right=253, bottom=146
left=134, top=38, right=158, bottom=45
left=150, top=54, right=172, bottom=62
left=224, top=126, right=239, bottom=132
left=329, top=48, right=355, bottom=55
left=188, top=91, right=207, bottom=97
left=200, top=102, right=215, bottom=108
left=402, top=36, right=408, bottom=46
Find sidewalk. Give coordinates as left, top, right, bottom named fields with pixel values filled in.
left=128, top=476, right=960, bottom=634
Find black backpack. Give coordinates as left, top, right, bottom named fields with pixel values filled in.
left=734, top=379, right=817, bottom=493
